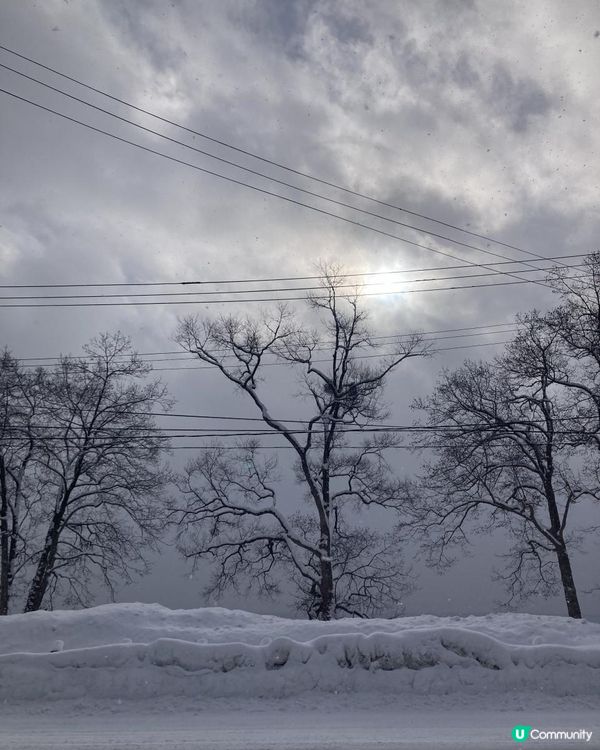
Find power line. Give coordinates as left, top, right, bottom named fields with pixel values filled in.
left=0, top=442, right=549, bottom=451
left=139, top=409, right=584, bottom=432
left=0, top=425, right=583, bottom=438
left=159, top=443, right=551, bottom=451
left=0, top=277, right=575, bottom=308
left=5, top=413, right=555, bottom=431
left=2, top=416, right=568, bottom=431
left=110, top=327, right=519, bottom=362
left=141, top=340, right=513, bottom=372
left=0, top=423, right=583, bottom=457
left=13, top=322, right=518, bottom=365
left=0, top=86, right=548, bottom=289
left=0, top=42, right=564, bottom=265
left=0, top=425, right=523, bottom=435
left=16, top=326, right=519, bottom=367
left=0, top=266, right=582, bottom=303
left=0, top=254, right=584, bottom=290
left=0, top=61, right=566, bottom=276
left=8, top=336, right=513, bottom=377
left=14, top=339, right=510, bottom=373
left=1, top=412, right=585, bottom=437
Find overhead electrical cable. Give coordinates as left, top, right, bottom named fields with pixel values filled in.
left=0, top=61, right=566, bottom=277
left=0, top=425, right=585, bottom=439
left=141, top=340, right=513, bottom=372
left=15, top=326, right=518, bottom=367
left=138, top=409, right=577, bottom=431
left=0, top=442, right=563, bottom=451
left=0, top=266, right=582, bottom=303
left=160, top=443, right=567, bottom=451
left=1, top=422, right=528, bottom=431
left=0, top=86, right=549, bottom=289
left=133, top=443, right=566, bottom=451
left=0, top=42, right=568, bottom=265
left=8, top=337, right=515, bottom=378
left=14, top=322, right=518, bottom=362
left=0, top=276, right=583, bottom=308
left=2, top=415, right=569, bottom=431
left=0, top=254, right=586, bottom=290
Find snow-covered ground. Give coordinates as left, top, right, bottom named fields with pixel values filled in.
left=2, top=701, right=599, bottom=750
left=0, top=603, right=598, bottom=748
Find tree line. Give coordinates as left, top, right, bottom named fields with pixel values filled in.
left=0, top=334, right=170, bottom=615
left=1, top=259, right=599, bottom=619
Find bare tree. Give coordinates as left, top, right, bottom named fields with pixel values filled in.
left=20, top=333, right=172, bottom=612
left=0, top=354, right=45, bottom=614
left=174, top=268, right=423, bottom=619
left=411, top=316, right=597, bottom=618
left=546, top=251, right=600, bottom=447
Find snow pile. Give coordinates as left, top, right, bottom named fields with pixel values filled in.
left=0, top=603, right=598, bottom=702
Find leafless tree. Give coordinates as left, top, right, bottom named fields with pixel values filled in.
left=411, top=315, right=598, bottom=618
left=174, top=267, right=424, bottom=619
left=9, top=333, right=173, bottom=612
left=0, top=354, right=45, bottom=614
left=545, top=251, right=600, bottom=446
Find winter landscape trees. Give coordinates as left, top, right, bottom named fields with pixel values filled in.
left=2, top=258, right=600, bottom=619
left=173, top=269, right=425, bottom=619
left=411, top=253, right=600, bottom=619
left=412, top=321, right=588, bottom=617
left=0, top=333, right=171, bottom=613
left=0, top=354, right=44, bottom=615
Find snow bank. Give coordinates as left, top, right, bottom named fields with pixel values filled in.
left=0, top=604, right=598, bottom=702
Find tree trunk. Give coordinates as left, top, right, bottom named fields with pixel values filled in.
left=24, top=525, right=60, bottom=613
left=315, top=474, right=334, bottom=620
left=542, top=470, right=582, bottom=619
left=24, top=546, right=53, bottom=612
left=318, top=556, right=334, bottom=620
left=555, top=544, right=582, bottom=619
left=0, top=456, right=9, bottom=615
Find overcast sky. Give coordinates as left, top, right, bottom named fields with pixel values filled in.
left=1, top=0, right=599, bottom=619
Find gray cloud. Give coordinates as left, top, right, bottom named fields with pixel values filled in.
left=100, top=0, right=188, bottom=71
left=238, top=0, right=320, bottom=60
left=488, top=62, right=554, bottom=132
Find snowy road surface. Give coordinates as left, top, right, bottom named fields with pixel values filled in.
left=1, top=605, right=598, bottom=748
left=1, top=705, right=598, bottom=750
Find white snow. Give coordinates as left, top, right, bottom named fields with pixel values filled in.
left=1, top=703, right=598, bottom=749
left=0, top=603, right=599, bottom=703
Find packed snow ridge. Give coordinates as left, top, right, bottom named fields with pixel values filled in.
left=0, top=603, right=599, bottom=702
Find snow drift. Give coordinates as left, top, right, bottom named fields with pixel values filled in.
left=0, top=603, right=598, bottom=702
